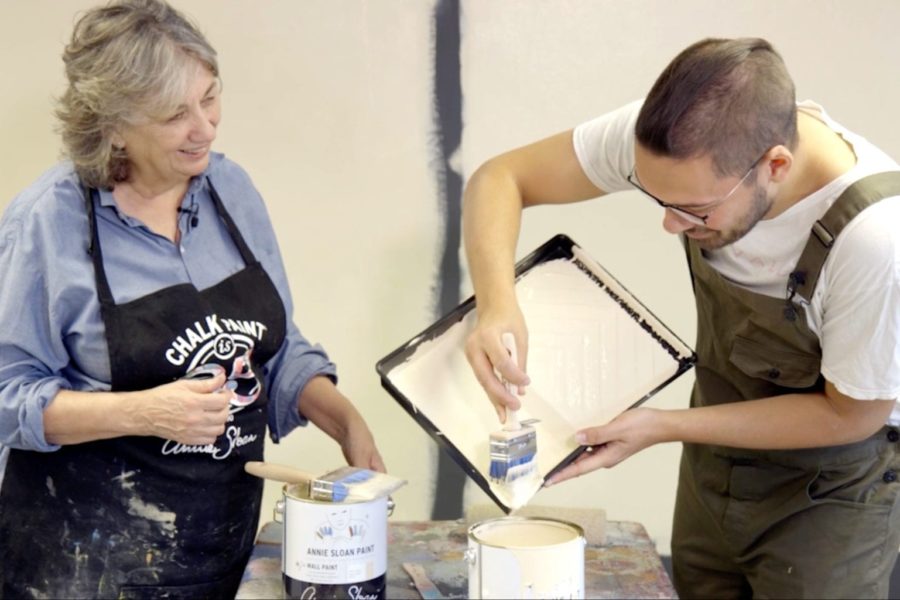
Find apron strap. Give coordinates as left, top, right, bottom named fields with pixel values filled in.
left=83, top=177, right=260, bottom=308
left=84, top=185, right=116, bottom=307
left=789, top=171, right=900, bottom=305
left=205, top=177, right=258, bottom=266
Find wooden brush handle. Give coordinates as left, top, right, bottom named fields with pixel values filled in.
left=402, top=562, right=445, bottom=600
left=501, top=332, right=522, bottom=431
left=505, top=409, right=521, bottom=431
left=244, top=461, right=316, bottom=484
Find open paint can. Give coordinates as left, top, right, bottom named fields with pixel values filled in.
left=467, top=516, right=585, bottom=599
left=275, top=483, right=392, bottom=599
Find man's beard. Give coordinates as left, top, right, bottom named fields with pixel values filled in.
left=688, top=183, right=772, bottom=250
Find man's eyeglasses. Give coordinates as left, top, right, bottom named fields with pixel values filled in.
left=626, top=153, right=766, bottom=226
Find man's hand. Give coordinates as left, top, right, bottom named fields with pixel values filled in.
left=464, top=310, right=530, bottom=423
left=545, top=407, right=661, bottom=486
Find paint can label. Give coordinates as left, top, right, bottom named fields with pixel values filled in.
left=283, top=573, right=385, bottom=600
left=468, top=517, right=585, bottom=599
left=282, top=492, right=387, bottom=600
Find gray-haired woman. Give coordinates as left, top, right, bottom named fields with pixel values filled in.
left=0, top=1, right=385, bottom=597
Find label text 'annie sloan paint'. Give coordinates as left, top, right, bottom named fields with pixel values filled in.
left=282, top=488, right=388, bottom=599
left=307, top=545, right=376, bottom=557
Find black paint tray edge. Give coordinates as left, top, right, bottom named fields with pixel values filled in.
left=374, top=233, right=697, bottom=513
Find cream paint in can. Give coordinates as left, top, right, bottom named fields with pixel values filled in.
left=276, top=483, right=388, bottom=600
left=467, top=517, right=585, bottom=599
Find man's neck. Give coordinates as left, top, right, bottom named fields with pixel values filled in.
left=772, top=111, right=857, bottom=214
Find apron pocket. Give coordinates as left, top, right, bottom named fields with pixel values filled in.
left=730, top=334, right=821, bottom=388
left=808, top=450, right=900, bottom=509
left=728, top=460, right=813, bottom=502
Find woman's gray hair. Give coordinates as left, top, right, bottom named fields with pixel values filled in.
left=55, top=0, right=218, bottom=189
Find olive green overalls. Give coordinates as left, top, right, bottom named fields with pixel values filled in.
left=672, top=172, right=900, bottom=599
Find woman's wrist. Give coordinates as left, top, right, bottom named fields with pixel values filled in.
left=299, top=376, right=356, bottom=441
left=45, top=389, right=142, bottom=444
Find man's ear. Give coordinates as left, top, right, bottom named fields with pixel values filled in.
left=763, top=145, right=793, bottom=183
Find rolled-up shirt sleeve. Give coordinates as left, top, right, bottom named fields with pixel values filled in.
left=0, top=372, right=67, bottom=451
left=0, top=212, right=70, bottom=452
left=264, top=322, right=337, bottom=442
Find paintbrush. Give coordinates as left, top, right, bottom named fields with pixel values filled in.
left=488, top=332, right=538, bottom=485
left=244, top=461, right=406, bottom=502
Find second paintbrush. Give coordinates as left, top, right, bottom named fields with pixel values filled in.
left=244, top=461, right=406, bottom=502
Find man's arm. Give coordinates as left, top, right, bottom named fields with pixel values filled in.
left=548, top=380, right=895, bottom=484
left=462, top=130, right=604, bottom=421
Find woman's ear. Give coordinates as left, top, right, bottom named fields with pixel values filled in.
left=110, top=131, right=125, bottom=150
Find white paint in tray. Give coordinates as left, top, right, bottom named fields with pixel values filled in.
left=386, top=248, right=692, bottom=510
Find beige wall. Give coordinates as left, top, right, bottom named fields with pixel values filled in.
left=2, top=0, right=898, bottom=557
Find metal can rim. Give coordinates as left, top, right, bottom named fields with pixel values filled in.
left=467, top=515, right=585, bottom=549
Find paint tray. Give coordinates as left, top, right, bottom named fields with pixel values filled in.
left=375, top=234, right=696, bottom=513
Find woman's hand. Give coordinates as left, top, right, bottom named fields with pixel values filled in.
left=44, top=369, right=232, bottom=446
left=136, top=370, right=232, bottom=445
left=299, top=375, right=387, bottom=473
left=338, top=414, right=386, bottom=473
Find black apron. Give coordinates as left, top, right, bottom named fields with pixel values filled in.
left=0, top=178, right=287, bottom=599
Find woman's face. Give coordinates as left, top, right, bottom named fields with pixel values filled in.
left=116, top=62, right=221, bottom=193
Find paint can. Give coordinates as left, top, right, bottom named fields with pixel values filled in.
left=466, top=516, right=585, bottom=599
left=275, top=483, right=392, bottom=599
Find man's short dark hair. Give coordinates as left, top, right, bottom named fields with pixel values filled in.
left=636, top=37, right=797, bottom=177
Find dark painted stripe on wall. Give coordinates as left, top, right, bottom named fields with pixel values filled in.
left=430, top=0, right=467, bottom=520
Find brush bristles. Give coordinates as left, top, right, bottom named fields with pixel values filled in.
left=310, top=479, right=348, bottom=502
left=309, top=466, right=407, bottom=503
left=320, top=466, right=374, bottom=485
left=488, top=429, right=537, bottom=484
left=311, top=466, right=374, bottom=502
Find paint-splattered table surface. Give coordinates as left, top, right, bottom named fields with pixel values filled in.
left=236, top=519, right=677, bottom=599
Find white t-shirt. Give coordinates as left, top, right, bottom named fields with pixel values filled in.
left=573, top=100, right=900, bottom=423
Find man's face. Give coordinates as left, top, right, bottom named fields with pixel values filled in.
left=677, top=181, right=772, bottom=250
left=632, top=146, right=773, bottom=250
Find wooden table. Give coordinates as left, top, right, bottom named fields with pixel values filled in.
left=236, top=520, right=677, bottom=599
